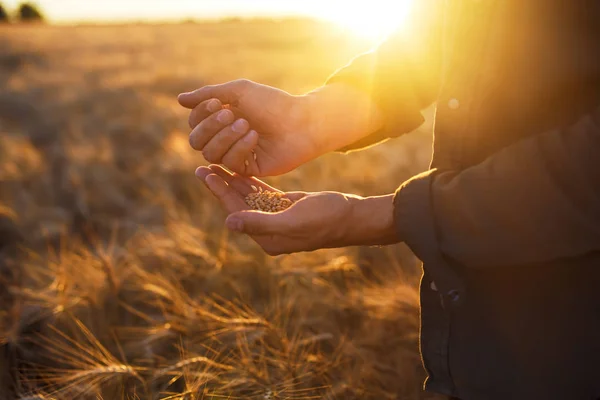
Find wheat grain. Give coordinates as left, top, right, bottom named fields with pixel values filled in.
left=69, top=364, right=137, bottom=382
left=245, top=188, right=293, bottom=213
left=155, top=356, right=234, bottom=377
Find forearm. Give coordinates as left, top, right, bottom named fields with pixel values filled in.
left=338, top=194, right=398, bottom=247
left=322, top=1, right=443, bottom=152
left=395, top=104, right=600, bottom=269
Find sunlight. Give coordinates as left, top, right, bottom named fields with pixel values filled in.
left=319, top=0, right=414, bottom=40
left=10, top=0, right=415, bottom=31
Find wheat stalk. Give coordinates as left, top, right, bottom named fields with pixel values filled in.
left=155, top=356, right=234, bottom=377
left=31, top=318, right=145, bottom=396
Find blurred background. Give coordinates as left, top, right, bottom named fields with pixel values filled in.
left=0, top=2, right=438, bottom=399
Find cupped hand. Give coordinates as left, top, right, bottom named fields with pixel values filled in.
left=179, top=80, right=319, bottom=177
left=195, top=165, right=352, bottom=255
left=195, top=165, right=399, bottom=255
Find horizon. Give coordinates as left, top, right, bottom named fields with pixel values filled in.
left=1, top=1, right=413, bottom=39
left=0, top=1, right=382, bottom=23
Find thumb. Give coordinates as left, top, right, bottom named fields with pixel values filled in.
left=225, top=210, right=291, bottom=236
left=178, top=80, right=248, bottom=109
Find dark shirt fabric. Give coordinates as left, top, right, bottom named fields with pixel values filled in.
left=326, top=1, right=600, bottom=399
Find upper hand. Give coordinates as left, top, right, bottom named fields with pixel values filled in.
left=178, top=80, right=319, bottom=177
left=178, top=80, right=386, bottom=177
left=195, top=165, right=399, bottom=255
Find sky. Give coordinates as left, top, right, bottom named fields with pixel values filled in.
left=4, top=1, right=414, bottom=38
left=3, top=0, right=369, bottom=22
left=2, top=1, right=413, bottom=40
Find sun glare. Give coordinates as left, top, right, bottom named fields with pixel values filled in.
left=320, top=0, right=414, bottom=41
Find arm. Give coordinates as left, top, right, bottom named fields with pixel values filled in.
left=316, top=1, right=444, bottom=152
left=178, top=3, right=443, bottom=176
left=395, top=104, right=600, bottom=272
left=195, top=165, right=398, bottom=256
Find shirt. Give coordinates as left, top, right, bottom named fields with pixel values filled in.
left=326, top=1, right=600, bottom=399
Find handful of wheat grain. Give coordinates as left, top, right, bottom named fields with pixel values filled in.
left=245, top=186, right=293, bottom=212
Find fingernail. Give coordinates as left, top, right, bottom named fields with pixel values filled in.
left=217, top=109, right=232, bottom=123
left=207, top=99, right=220, bottom=112
left=232, top=119, right=247, bottom=133
left=226, top=217, right=243, bottom=232
left=244, top=130, right=257, bottom=143
left=194, top=167, right=205, bottom=179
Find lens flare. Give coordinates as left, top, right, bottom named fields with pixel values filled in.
left=319, top=0, right=414, bottom=41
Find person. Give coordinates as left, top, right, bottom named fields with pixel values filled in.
left=177, top=1, right=600, bottom=399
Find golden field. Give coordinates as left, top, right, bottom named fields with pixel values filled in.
left=0, top=20, right=438, bottom=399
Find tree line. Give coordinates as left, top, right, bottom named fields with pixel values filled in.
left=0, top=2, right=45, bottom=23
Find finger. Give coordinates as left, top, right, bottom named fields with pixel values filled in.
left=202, top=119, right=250, bottom=164
left=202, top=174, right=249, bottom=213
left=225, top=210, right=292, bottom=236
left=188, top=98, right=222, bottom=129
left=189, top=109, right=235, bottom=151
left=221, top=130, right=259, bottom=176
left=195, top=166, right=213, bottom=181
left=208, top=164, right=282, bottom=195
left=283, top=192, right=307, bottom=202
left=206, top=164, right=253, bottom=196
left=178, top=80, right=249, bottom=109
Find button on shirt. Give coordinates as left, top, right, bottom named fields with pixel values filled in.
left=448, top=98, right=460, bottom=110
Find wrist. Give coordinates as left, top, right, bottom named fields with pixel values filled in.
left=341, top=194, right=398, bottom=247
left=287, top=93, right=326, bottom=158
left=301, top=83, right=385, bottom=153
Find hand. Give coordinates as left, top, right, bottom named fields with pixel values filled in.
left=195, top=165, right=399, bottom=255
left=179, top=80, right=316, bottom=177
left=178, top=80, right=385, bottom=177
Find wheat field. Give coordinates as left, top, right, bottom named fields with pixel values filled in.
left=0, top=20, right=441, bottom=400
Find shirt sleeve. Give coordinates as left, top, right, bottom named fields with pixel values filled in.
left=325, top=1, right=444, bottom=152
left=394, top=104, right=600, bottom=271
